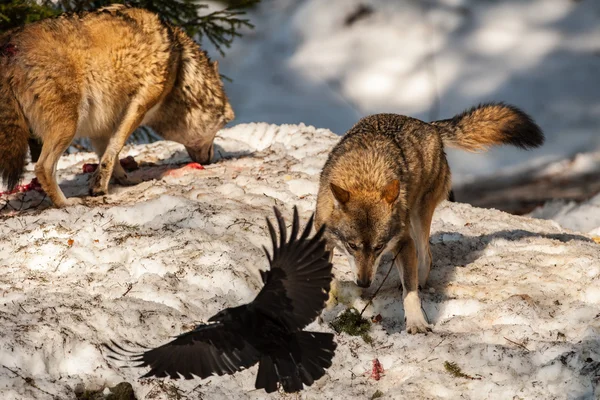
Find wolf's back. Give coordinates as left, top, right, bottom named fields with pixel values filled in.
left=432, top=103, right=544, bottom=152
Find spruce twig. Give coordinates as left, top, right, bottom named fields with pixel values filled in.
left=443, top=361, right=482, bottom=380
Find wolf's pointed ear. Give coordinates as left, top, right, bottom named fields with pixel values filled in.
left=212, top=60, right=219, bottom=74
left=382, top=180, right=400, bottom=204
left=330, top=183, right=350, bottom=205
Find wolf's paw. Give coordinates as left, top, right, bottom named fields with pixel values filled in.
left=403, top=291, right=432, bottom=334
left=89, top=167, right=111, bottom=196
left=55, top=197, right=84, bottom=208
left=66, top=197, right=84, bottom=206
left=89, top=185, right=107, bottom=197
left=114, top=174, right=142, bottom=187
left=406, top=318, right=432, bottom=335
left=89, top=174, right=109, bottom=196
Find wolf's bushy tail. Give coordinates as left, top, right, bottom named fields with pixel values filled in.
left=431, top=102, right=544, bottom=152
left=255, top=331, right=336, bottom=393
left=0, top=70, right=29, bottom=190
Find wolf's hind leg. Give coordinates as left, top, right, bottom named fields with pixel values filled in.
left=410, top=196, right=439, bottom=289
left=0, top=80, right=29, bottom=190
left=34, top=120, right=80, bottom=207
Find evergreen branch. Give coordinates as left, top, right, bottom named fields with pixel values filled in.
left=186, top=2, right=258, bottom=56
left=1, top=0, right=260, bottom=58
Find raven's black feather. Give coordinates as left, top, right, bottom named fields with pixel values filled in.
left=105, top=206, right=336, bottom=393
left=254, top=208, right=332, bottom=331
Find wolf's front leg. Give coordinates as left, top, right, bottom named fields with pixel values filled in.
left=90, top=94, right=159, bottom=196
left=91, top=137, right=141, bottom=187
left=395, top=237, right=432, bottom=334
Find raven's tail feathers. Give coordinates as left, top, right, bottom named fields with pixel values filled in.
left=295, top=331, right=336, bottom=385
left=255, top=331, right=336, bottom=393
left=255, top=355, right=279, bottom=393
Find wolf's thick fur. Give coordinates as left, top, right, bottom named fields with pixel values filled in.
left=315, top=103, right=543, bottom=334
left=0, top=5, right=234, bottom=207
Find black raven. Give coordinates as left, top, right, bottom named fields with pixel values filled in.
left=106, top=207, right=336, bottom=393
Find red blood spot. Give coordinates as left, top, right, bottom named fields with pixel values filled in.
left=163, top=162, right=205, bottom=178
left=0, top=178, right=44, bottom=196
left=82, top=163, right=98, bottom=173
left=371, top=359, right=385, bottom=381
left=82, top=156, right=138, bottom=174
left=185, top=162, right=205, bottom=170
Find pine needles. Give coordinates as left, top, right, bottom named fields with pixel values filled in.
left=185, top=1, right=259, bottom=56
left=1, top=0, right=260, bottom=57
left=443, top=361, right=481, bottom=380
left=330, top=307, right=373, bottom=344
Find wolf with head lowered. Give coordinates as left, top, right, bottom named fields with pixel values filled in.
left=0, top=4, right=234, bottom=207
left=315, top=103, right=544, bottom=333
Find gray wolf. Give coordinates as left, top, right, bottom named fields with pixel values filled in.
left=0, top=4, right=234, bottom=207
left=315, top=103, right=544, bottom=333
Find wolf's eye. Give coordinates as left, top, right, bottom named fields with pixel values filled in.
left=348, top=243, right=359, bottom=251
left=374, top=244, right=384, bottom=252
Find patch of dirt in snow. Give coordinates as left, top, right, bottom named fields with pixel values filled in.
left=1, top=123, right=599, bottom=399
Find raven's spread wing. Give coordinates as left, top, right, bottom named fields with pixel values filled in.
left=105, top=323, right=261, bottom=380
left=253, top=207, right=333, bottom=331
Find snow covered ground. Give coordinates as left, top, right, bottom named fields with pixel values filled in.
left=213, top=0, right=600, bottom=184
left=531, top=192, right=600, bottom=236
left=454, top=148, right=600, bottom=216
left=1, top=123, right=599, bottom=399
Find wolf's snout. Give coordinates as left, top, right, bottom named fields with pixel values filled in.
left=356, top=278, right=371, bottom=288
left=185, top=145, right=214, bottom=165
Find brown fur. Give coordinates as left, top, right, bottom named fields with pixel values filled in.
left=0, top=54, right=29, bottom=190
left=432, top=102, right=543, bottom=151
left=315, top=103, right=543, bottom=334
left=0, top=4, right=234, bottom=207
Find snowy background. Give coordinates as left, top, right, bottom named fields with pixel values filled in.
left=213, top=0, right=600, bottom=184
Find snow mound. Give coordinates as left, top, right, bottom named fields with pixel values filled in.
left=530, top=192, right=600, bottom=235
left=1, top=123, right=599, bottom=399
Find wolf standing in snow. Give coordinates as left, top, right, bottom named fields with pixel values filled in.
left=315, top=103, right=544, bottom=334
left=0, top=4, right=234, bottom=207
